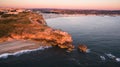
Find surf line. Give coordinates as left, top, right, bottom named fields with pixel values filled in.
left=0, top=46, right=51, bottom=59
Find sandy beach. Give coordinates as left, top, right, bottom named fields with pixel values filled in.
left=0, top=40, right=42, bottom=54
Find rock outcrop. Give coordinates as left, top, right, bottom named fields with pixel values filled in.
left=9, top=24, right=74, bottom=50
left=0, top=10, right=74, bottom=51
left=78, top=44, right=88, bottom=53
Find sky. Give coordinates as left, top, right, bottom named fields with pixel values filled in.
left=0, top=0, right=120, bottom=10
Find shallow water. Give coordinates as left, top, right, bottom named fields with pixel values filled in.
left=0, top=15, right=120, bottom=67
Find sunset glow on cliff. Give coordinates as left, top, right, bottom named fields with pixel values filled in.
left=0, top=0, right=120, bottom=10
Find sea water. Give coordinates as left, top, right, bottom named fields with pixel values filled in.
left=0, top=15, right=120, bottom=67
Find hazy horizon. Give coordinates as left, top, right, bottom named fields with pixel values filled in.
left=0, top=0, right=120, bottom=10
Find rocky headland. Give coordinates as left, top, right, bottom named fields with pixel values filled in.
left=0, top=8, right=74, bottom=54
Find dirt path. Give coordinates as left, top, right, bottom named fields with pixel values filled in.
left=29, top=17, right=40, bottom=24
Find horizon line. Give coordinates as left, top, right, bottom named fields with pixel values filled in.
left=0, top=7, right=120, bottom=11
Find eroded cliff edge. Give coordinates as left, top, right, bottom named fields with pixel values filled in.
left=0, top=9, right=74, bottom=54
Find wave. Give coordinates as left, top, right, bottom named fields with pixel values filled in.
left=105, top=53, right=120, bottom=62
left=116, top=58, right=120, bottom=62
left=86, top=49, right=91, bottom=53
left=106, top=53, right=116, bottom=59
left=100, top=56, right=106, bottom=61
left=0, top=46, right=51, bottom=59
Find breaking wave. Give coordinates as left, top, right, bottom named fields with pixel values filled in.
left=100, top=56, right=106, bottom=61
left=0, top=46, right=51, bottom=59
left=105, top=53, right=120, bottom=62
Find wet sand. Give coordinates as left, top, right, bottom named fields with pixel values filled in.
left=0, top=40, right=42, bottom=54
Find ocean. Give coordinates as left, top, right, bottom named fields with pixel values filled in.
left=0, top=15, right=120, bottom=67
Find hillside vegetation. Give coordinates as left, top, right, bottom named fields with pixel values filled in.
left=0, top=12, right=45, bottom=24
left=0, top=12, right=46, bottom=37
left=0, top=11, right=74, bottom=50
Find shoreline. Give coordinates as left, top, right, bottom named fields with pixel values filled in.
left=0, top=8, right=74, bottom=55
left=0, top=40, right=51, bottom=55
left=0, top=41, right=51, bottom=59
left=1, top=13, right=119, bottom=55
left=42, top=13, right=120, bottom=19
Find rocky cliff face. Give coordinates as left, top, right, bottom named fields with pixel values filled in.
left=0, top=11, right=74, bottom=51
left=9, top=24, right=74, bottom=50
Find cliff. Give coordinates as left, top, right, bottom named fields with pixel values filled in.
left=0, top=9, right=74, bottom=53
left=9, top=24, right=74, bottom=50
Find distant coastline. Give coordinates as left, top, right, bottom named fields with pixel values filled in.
left=31, top=8, right=120, bottom=16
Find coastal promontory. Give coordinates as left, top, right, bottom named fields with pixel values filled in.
left=0, top=8, right=74, bottom=54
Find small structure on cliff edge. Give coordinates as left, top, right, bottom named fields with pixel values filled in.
left=78, top=44, right=88, bottom=53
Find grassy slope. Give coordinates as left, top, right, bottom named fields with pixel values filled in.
left=0, top=12, right=46, bottom=38
left=0, top=11, right=74, bottom=51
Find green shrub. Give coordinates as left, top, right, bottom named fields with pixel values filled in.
left=0, top=24, right=15, bottom=37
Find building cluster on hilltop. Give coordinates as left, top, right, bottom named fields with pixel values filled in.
left=0, top=8, right=31, bottom=15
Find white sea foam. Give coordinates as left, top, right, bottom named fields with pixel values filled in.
left=105, top=53, right=120, bottom=62
left=0, top=53, right=10, bottom=59
left=86, top=49, right=91, bottom=53
left=0, top=46, right=51, bottom=59
left=116, top=58, right=120, bottom=62
left=100, top=56, right=106, bottom=61
left=106, top=53, right=116, bottom=59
